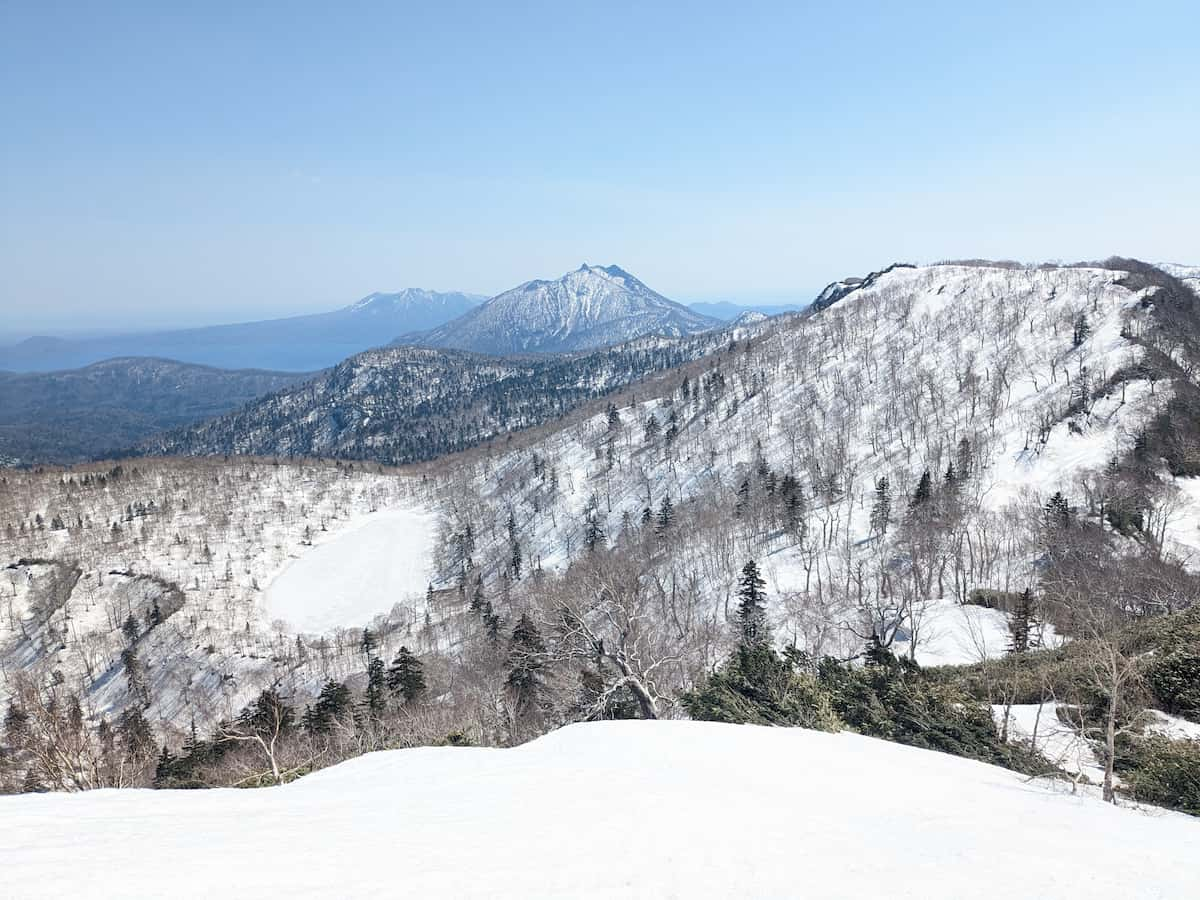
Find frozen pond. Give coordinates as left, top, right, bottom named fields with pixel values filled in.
left=263, top=507, right=437, bottom=632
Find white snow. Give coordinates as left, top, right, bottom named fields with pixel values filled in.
left=994, top=702, right=1107, bottom=783
left=1143, top=710, right=1200, bottom=741
left=3, top=721, right=1195, bottom=899
left=896, top=599, right=1062, bottom=667
left=1162, top=475, right=1200, bottom=569
left=262, top=507, right=437, bottom=633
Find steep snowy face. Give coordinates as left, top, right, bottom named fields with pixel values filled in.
left=411, top=264, right=719, bottom=354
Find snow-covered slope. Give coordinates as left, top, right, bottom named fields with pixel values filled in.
left=4, top=721, right=1194, bottom=899
left=263, top=507, right=437, bottom=632
left=0, top=460, right=427, bottom=736
left=5, top=258, right=1197, bottom=788
left=410, top=264, right=720, bottom=354
left=436, top=262, right=1170, bottom=665
left=1156, top=262, right=1200, bottom=293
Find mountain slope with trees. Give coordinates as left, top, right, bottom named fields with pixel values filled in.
left=4, top=259, right=1200, bottom=821
left=140, top=333, right=731, bottom=465
left=0, top=358, right=310, bottom=465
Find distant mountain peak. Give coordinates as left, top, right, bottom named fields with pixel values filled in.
left=405, top=265, right=719, bottom=355
left=347, top=288, right=485, bottom=313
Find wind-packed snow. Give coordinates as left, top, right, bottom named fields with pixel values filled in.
left=3, top=721, right=1195, bottom=899
left=263, top=507, right=437, bottom=632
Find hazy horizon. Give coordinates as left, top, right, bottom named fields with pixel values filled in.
left=4, top=2, right=1198, bottom=334
left=0, top=277, right=817, bottom=344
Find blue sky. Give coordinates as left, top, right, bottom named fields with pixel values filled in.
left=2, top=1, right=1198, bottom=334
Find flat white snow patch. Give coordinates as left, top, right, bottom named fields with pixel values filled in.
left=3, top=721, right=1197, bottom=899
left=262, top=507, right=437, bottom=632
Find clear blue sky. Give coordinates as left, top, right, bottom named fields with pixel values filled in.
left=2, top=1, right=1198, bottom=334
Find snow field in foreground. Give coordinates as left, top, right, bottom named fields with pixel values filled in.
left=262, top=507, right=437, bottom=632
left=3, top=721, right=1196, bottom=899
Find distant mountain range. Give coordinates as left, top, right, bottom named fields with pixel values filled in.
left=0, top=289, right=485, bottom=373
left=685, top=300, right=806, bottom=320
left=401, top=265, right=719, bottom=355
left=0, top=358, right=309, bottom=465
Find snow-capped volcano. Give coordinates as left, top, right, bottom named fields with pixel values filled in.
left=404, top=264, right=720, bottom=354
left=347, top=288, right=485, bottom=318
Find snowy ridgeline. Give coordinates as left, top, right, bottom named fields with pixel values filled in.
left=427, top=263, right=1179, bottom=660
left=4, top=720, right=1196, bottom=900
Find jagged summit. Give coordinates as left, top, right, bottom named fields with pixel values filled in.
left=404, top=264, right=720, bottom=355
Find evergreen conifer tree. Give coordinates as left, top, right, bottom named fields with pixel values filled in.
left=470, top=575, right=485, bottom=614
left=870, top=477, right=892, bottom=536
left=735, top=478, right=751, bottom=518
left=656, top=495, right=674, bottom=533
left=506, top=614, right=547, bottom=717
left=584, top=509, right=606, bottom=552
left=956, top=436, right=972, bottom=480
left=1007, top=588, right=1036, bottom=653
left=1045, top=491, right=1071, bottom=529
left=117, top=707, right=155, bottom=762
left=303, top=680, right=350, bottom=734
left=606, top=403, right=621, bottom=433
left=735, top=560, right=769, bottom=647
left=387, top=646, right=427, bottom=703
left=365, top=657, right=387, bottom=713
left=1072, top=311, right=1091, bottom=347
left=910, top=470, right=933, bottom=508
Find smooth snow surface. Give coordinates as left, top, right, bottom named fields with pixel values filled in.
left=263, top=507, right=436, bottom=632
left=4, top=721, right=1196, bottom=899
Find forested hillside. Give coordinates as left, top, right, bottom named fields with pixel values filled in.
left=142, top=333, right=734, bottom=465
left=0, top=359, right=310, bottom=465
left=4, top=260, right=1200, bottom=818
